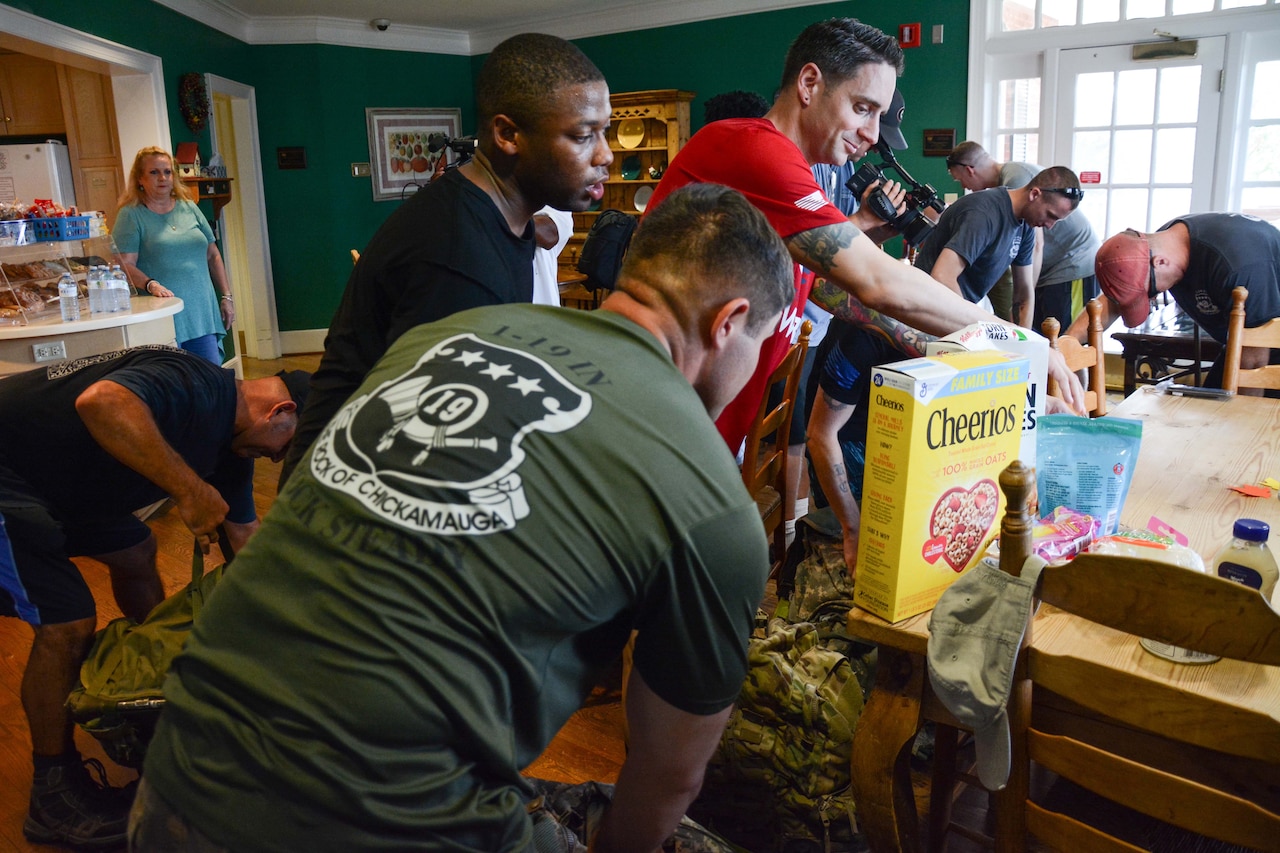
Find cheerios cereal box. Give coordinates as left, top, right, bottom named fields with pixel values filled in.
left=925, top=323, right=1048, bottom=467
left=854, top=350, right=1028, bottom=622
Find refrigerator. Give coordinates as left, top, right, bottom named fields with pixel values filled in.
left=0, top=140, right=76, bottom=208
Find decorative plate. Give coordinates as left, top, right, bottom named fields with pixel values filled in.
left=616, top=119, right=646, bottom=149
left=633, top=185, right=654, bottom=213
left=620, top=155, right=642, bottom=181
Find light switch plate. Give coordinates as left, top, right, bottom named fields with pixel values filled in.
left=351, top=162, right=371, bottom=178
left=932, top=24, right=944, bottom=44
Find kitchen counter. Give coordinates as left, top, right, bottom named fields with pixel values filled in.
left=0, top=296, right=183, bottom=376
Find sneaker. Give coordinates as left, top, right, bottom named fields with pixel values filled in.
left=23, top=758, right=136, bottom=849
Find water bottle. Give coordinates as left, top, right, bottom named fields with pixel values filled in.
left=58, top=273, right=80, bottom=322
left=88, top=266, right=106, bottom=316
left=109, top=264, right=131, bottom=313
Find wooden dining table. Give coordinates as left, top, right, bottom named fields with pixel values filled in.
left=846, top=388, right=1280, bottom=852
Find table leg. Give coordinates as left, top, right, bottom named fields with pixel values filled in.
left=852, top=646, right=925, bottom=853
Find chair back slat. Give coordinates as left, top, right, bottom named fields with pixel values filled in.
left=1042, top=297, right=1106, bottom=417
left=1037, top=553, right=1280, bottom=664
left=741, top=320, right=810, bottom=575
left=1223, top=286, right=1280, bottom=393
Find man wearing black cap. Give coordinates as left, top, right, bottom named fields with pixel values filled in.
left=646, top=18, right=1087, bottom=457
left=811, top=87, right=910, bottom=241
left=1069, top=213, right=1280, bottom=389
left=0, top=345, right=308, bottom=849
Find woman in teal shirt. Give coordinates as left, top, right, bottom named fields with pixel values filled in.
left=114, top=146, right=235, bottom=364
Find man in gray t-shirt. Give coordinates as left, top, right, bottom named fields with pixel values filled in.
left=946, top=141, right=1101, bottom=333
left=915, top=166, right=1084, bottom=327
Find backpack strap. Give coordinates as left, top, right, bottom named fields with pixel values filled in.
left=190, top=524, right=235, bottom=586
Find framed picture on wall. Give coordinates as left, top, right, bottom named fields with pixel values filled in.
left=365, top=107, right=462, bottom=201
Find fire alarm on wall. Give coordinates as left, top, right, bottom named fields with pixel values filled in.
left=898, top=23, right=922, bottom=49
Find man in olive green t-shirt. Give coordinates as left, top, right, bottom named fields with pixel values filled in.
left=131, top=184, right=794, bottom=853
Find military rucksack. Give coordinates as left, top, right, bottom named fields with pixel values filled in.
left=65, top=532, right=230, bottom=768
left=689, top=598, right=874, bottom=853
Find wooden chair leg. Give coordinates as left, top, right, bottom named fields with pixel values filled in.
left=928, top=723, right=961, bottom=852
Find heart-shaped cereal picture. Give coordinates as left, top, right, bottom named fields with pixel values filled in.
left=925, top=479, right=1000, bottom=572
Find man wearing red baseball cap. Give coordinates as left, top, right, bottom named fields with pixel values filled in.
left=1070, top=212, right=1280, bottom=388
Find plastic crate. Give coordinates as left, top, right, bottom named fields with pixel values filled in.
left=31, top=216, right=91, bottom=242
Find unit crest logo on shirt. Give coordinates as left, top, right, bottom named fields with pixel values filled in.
left=310, top=334, right=591, bottom=535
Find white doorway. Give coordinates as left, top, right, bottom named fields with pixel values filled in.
left=1054, top=37, right=1225, bottom=238
left=207, top=74, right=282, bottom=366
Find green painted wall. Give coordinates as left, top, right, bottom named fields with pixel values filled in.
left=21, top=0, right=966, bottom=332
left=249, top=45, right=472, bottom=328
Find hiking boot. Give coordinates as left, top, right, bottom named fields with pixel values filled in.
left=23, top=757, right=136, bottom=849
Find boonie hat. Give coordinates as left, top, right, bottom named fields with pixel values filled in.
left=926, top=553, right=1047, bottom=791
left=275, top=369, right=312, bottom=414
left=880, top=89, right=908, bottom=151
left=1095, top=230, right=1153, bottom=327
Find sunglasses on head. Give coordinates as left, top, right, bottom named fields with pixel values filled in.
left=945, top=155, right=969, bottom=169
left=1044, top=187, right=1085, bottom=201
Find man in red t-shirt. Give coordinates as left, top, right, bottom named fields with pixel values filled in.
left=647, top=18, right=1085, bottom=451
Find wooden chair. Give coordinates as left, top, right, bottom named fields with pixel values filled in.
left=1222, top=285, right=1280, bottom=394
left=990, top=461, right=1280, bottom=853
left=1042, top=297, right=1106, bottom=417
left=741, top=320, right=810, bottom=575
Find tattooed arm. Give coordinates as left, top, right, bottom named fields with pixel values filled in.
left=807, top=387, right=863, bottom=576
left=789, top=221, right=1088, bottom=413
left=786, top=220, right=998, bottom=337
left=809, top=277, right=936, bottom=357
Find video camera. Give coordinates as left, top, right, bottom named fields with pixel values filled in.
left=427, top=132, right=478, bottom=168
left=845, top=138, right=945, bottom=249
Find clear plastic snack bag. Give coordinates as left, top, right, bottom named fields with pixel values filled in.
left=1035, top=415, right=1143, bottom=536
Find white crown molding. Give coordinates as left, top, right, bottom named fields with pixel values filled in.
left=149, top=0, right=838, bottom=55
left=151, top=0, right=254, bottom=41
left=468, top=0, right=840, bottom=53
left=245, top=16, right=471, bottom=54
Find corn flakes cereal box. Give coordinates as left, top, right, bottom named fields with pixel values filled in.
left=925, top=323, right=1048, bottom=467
left=854, top=350, right=1028, bottom=622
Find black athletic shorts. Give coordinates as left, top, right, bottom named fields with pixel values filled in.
left=0, top=465, right=150, bottom=626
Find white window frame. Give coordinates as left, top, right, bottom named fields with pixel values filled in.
left=1230, top=30, right=1280, bottom=214
left=966, top=2, right=1280, bottom=212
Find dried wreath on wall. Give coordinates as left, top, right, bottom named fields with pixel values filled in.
left=179, top=73, right=210, bottom=133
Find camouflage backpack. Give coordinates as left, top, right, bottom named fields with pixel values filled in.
left=689, top=602, right=874, bottom=853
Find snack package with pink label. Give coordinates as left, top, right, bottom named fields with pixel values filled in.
left=1031, top=506, right=1100, bottom=562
